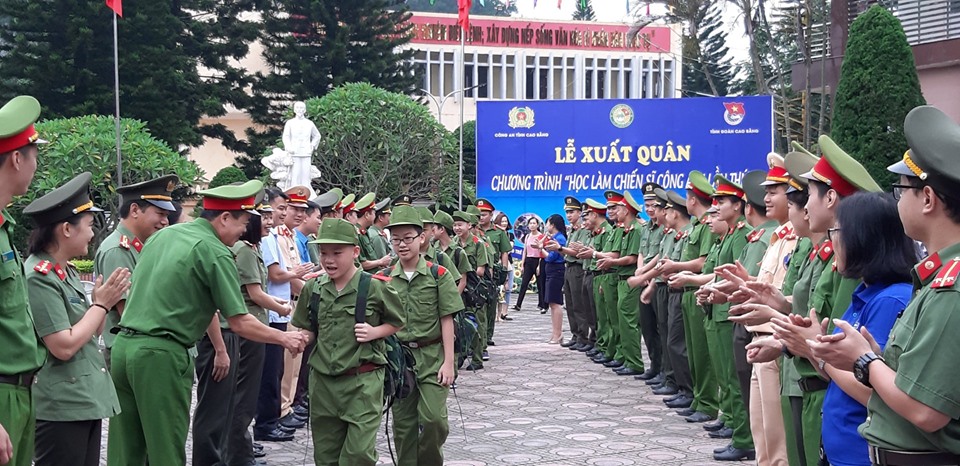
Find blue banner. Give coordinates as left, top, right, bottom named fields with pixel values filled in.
left=476, top=96, right=774, bottom=232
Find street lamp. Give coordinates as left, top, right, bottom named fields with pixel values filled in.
left=419, top=83, right=486, bottom=209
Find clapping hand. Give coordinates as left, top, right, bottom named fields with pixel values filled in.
left=92, top=268, right=132, bottom=310
left=745, top=336, right=783, bottom=363
left=809, top=319, right=881, bottom=372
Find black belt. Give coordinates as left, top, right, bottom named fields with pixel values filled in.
left=337, top=362, right=383, bottom=377
left=0, top=372, right=36, bottom=388
left=668, top=288, right=684, bottom=294
left=117, top=327, right=187, bottom=348
left=798, top=376, right=829, bottom=392
left=402, top=337, right=442, bottom=349
left=592, top=270, right=615, bottom=276
left=870, top=446, right=960, bottom=466
left=683, top=286, right=698, bottom=292
left=565, top=262, right=582, bottom=268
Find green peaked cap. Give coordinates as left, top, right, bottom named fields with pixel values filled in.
left=889, top=106, right=960, bottom=196
left=117, top=174, right=179, bottom=212
left=652, top=188, right=670, bottom=205
left=584, top=198, right=606, bottom=211
left=434, top=210, right=454, bottom=230
left=741, top=170, right=768, bottom=207
left=0, top=95, right=44, bottom=144
left=339, top=193, right=356, bottom=209
left=687, top=170, right=714, bottom=198
left=198, top=179, right=263, bottom=215
left=386, top=205, right=422, bottom=229
left=23, top=172, right=103, bottom=226
left=354, top=192, right=376, bottom=211
left=312, top=188, right=342, bottom=209
left=417, top=206, right=436, bottom=224
left=665, top=191, right=689, bottom=216
left=622, top=191, right=642, bottom=212
left=811, top=135, right=882, bottom=194
left=311, top=218, right=358, bottom=245
left=783, top=150, right=819, bottom=193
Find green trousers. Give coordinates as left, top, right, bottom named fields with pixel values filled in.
left=800, top=389, right=825, bottom=466
left=712, top=319, right=753, bottom=449
left=310, top=368, right=384, bottom=466
left=0, top=383, right=33, bottom=466
left=703, top=317, right=729, bottom=424
left=592, top=275, right=609, bottom=353
left=681, top=291, right=719, bottom=416
left=616, top=280, right=644, bottom=372
left=108, top=334, right=194, bottom=465
left=470, top=304, right=488, bottom=365
left=485, top=295, right=497, bottom=345
left=598, top=274, right=620, bottom=357
left=392, top=345, right=450, bottom=466
left=782, top=395, right=805, bottom=466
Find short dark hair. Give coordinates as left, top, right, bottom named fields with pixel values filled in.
left=239, top=213, right=263, bottom=244
left=545, top=213, right=567, bottom=238
left=837, top=192, right=918, bottom=284
left=304, top=201, right=319, bottom=217
left=905, top=176, right=960, bottom=224
left=119, top=200, right=152, bottom=218
left=749, top=201, right=767, bottom=217
left=689, top=192, right=711, bottom=207
left=199, top=209, right=244, bottom=221
left=167, top=201, right=183, bottom=225
left=0, top=151, right=11, bottom=166
left=265, top=187, right=288, bottom=204
left=28, top=215, right=84, bottom=256
left=786, top=189, right=809, bottom=208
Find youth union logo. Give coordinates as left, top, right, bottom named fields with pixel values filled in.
left=610, top=104, right=635, bottom=128
left=723, top=102, right=746, bottom=126
left=508, top=106, right=535, bottom=129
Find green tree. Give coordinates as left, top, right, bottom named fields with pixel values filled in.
left=831, top=5, right=925, bottom=188
left=405, top=0, right=516, bottom=16
left=572, top=0, right=596, bottom=21
left=8, top=115, right=204, bottom=254
left=208, top=166, right=250, bottom=189
left=243, top=0, right=419, bottom=176
left=680, top=1, right=732, bottom=96
left=278, top=83, right=458, bottom=205
left=455, top=120, right=477, bottom=188
left=0, top=0, right=261, bottom=152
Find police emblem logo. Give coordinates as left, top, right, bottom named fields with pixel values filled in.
left=508, top=106, right=535, bottom=129
left=723, top=102, right=746, bottom=126
left=167, top=180, right=177, bottom=192
left=610, top=104, right=634, bottom=128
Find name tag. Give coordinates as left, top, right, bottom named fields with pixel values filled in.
left=1, top=250, right=14, bottom=263
left=68, top=297, right=84, bottom=305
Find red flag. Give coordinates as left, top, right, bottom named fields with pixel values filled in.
left=457, top=0, right=471, bottom=30
left=106, top=0, right=122, bottom=17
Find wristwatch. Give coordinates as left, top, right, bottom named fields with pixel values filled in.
left=853, top=351, right=883, bottom=388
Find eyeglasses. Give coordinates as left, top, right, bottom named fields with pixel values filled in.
left=891, top=184, right=921, bottom=201
left=390, top=234, right=421, bottom=245
left=826, top=227, right=841, bottom=243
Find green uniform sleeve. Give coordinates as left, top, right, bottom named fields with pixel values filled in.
left=27, top=275, right=72, bottom=337
left=697, top=226, right=716, bottom=257
left=235, top=245, right=263, bottom=286
left=94, top=247, right=136, bottom=300
left=621, top=226, right=642, bottom=257
left=199, top=245, right=248, bottom=318
left=291, top=278, right=317, bottom=330
left=437, top=269, right=465, bottom=318
left=372, top=278, right=406, bottom=329
left=473, top=241, right=489, bottom=268
left=436, top=252, right=462, bottom=283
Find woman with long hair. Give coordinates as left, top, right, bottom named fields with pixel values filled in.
left=495, top=212, right=516, bottom=321
left=514, top=216, right=546, bottom=311
left=23, top=173, right=130, bottom=466
left=541, top=214, right=568, bottom=343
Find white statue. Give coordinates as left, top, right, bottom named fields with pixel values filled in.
left=262, top=101, right=322, bottom=196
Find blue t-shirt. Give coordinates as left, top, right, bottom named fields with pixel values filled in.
left=544, top=232, right=568, bottom=263
left=294, top=229, right=311, bottom=265
left=822, top=281, right=912, bottom=466
left=260, top=231, right=291, bottom=323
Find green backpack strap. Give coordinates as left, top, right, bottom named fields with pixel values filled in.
left=308, top=284, right=322, bottom=333
left=355, top=271, right=372, bottom=324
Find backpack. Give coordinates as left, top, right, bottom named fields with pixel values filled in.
left=308, top=272, right=415, bottom=405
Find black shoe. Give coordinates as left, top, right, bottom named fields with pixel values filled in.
left=279, top=413, right=305, bottom=429
left=481, top=351, right=490, bottom=361
left=703, top=419, right=725, bottom=432
left=714, top=443, right=732, bottom=454
left=664, top=395, right=693, bottom=409
left=645, top=373, right=665, bottom=385
left=502, top=315, right=514, bottom=321
left=571, top=343, right=586, bottom=351
left=602, top=359, right=624, bottom=368
left=512, top=305, right=521, bottom=311
left=585, top=348, right=601, bottom=357
left=635, top=369, right=658, bottom=380
left=561, top=340, right=577, bottom=348
left=615, top=367, right=643, bottom=376
left=592, top=355, right=612, bottom=364
left=652, top=385, right=679, bottom=396
left=684, top=412, right=715, bottom=423
left=465, top=362, right=484, bottom=370
left=577, top=343, right=594, bottom=352
left=708, top=426, right=734, bottom=439
left=540, top=308, right=548, bottom=314
left=487, top=340, right=495, bottom=346
left=293, top=404, right=309, bottom=418
left=714, top=445, right=755, bottom=461
left=253, top=448, right=266, bottom=458
left=254, top=428, right=294, bottom=442
left=675, top=407, right=696, bottom=417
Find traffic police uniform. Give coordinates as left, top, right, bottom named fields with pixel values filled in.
left=386, top=206, right=463, bottom=466
left=860, top=106, right=960, bottom=460
left=0, top=95, right=47, bottom=466
left=107, top=180, right=263, bottom=465
left=94, top=175, right=179, bottom=371
left=23, top=173, right=119, bottom=466
left=292, top=218, right=405, bottom=466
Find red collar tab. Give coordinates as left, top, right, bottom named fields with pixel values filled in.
left=932, top=257, right=960, bottom=289
left=747, top=228, right=764, bottom=243
left=917, top=253, right=942, bottom=283
left=775, top=224, right=793, bottom=239
left=131, top=237, right=144, bottom=253
left=818, top=240, right=834, bottom=261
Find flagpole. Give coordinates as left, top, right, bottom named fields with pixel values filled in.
left=112, top=11, right=123, bottom=187
left=458, top=25, right=465, bottom=210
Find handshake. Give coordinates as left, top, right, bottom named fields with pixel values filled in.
left=278, top=330, right=310, bottom=355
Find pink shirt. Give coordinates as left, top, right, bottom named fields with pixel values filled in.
left=524, top=232, right=546, bottom=258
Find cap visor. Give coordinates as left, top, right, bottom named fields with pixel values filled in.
left=785, top=185, right=799, bottom=194
left=759, top=179, right=786, bottom=186
left=34, top=138, right=49, bottom=145
left=887, top=160, right=915, bottom=177
left=146, top=199, right=176, bottom=212
left=89, top=206, right=105, bottom=213
left=309, top=238, right=355, bottom=245
left=799, top=169, right=817, bottom=181
left=246, top=209, right=261, bottom=216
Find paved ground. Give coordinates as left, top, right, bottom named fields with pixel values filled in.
left=102, top=300, right=738, bottom=465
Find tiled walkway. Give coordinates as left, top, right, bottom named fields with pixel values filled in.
left=101, top=301, right=737, bottom=465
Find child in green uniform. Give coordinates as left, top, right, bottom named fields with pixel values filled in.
left=292, top=218, right=405, bottom=466
left=453, top=211, right=488, bottom=370
left=22, top=173, right=130, bottom=466
left=384, top=206, right=463, bottom=465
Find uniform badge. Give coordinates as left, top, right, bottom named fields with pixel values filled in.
left=917, top=253, right=942, bottom=283
left=932, top=258, right=960, bottom=289
left=166, top=180, right=177, bottom=192
left=131, top=237, right=144, bottom=253
left=818, top=241, right=833, bottom=261
left=748, top=229, right=764, bottom=243
left=1, top=250, right=14, bottom=263
left=54, top=264, right=66, bottom=281
left=34, top=260, right=53, bottom=275
left=119, top=235, right=131, bottom=250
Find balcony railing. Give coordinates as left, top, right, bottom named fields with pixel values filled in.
left=849, top=0, right=960, bottom=46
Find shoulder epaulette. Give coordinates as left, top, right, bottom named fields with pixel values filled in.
left=34, top=260, right=53, bottom=275
left=119, top=235, right=131, bottom=250
left=747, top=229, right=764, bottom=243
left=371, top=273, right=391, bottom=282
left=674, top=231, right=683, bottom=240
left=472, top=235, right=480, bottom=244
left=776, top=225, right=794, bottom=239
left=736, top=221, right=746, bottom=230
left=932, top=257, right=960, bottom=289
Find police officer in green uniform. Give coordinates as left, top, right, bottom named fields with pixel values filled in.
left=292, top=218, right=405, bottom=466
left=477, top=199, right=511, bottom=346
left=811, top=106, right=960, bottom=463
left=369, top=197, right=392, bottom=258
left=107, top=180, right=307, bottom=465
left=94, top=174, right=178, bottom=371
left=604, top=191, right=646, bottom=376
left=635, top=183, right=666, bottom=380
left=554, top=196, right=589, bottom=348
left=0, top=95, right=47, bottom=466
left=590, top=191, right=626, bottom=368
left=22, top=173, right=129, bottom=466
left=581, top=199, right=614, bottom=363
left=579, top=199, right=609, bottom=357
left=385, top=206, right=462, bottom=465
left=453, top=210, right=489, bottom=370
